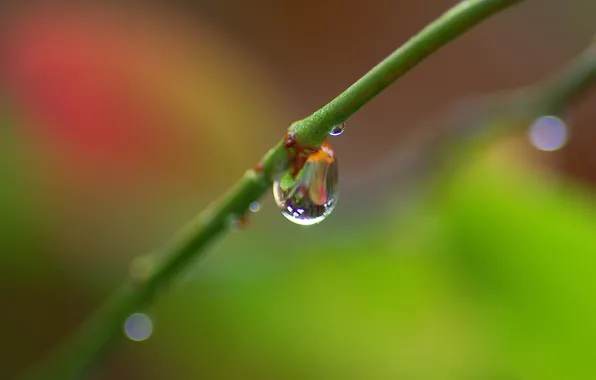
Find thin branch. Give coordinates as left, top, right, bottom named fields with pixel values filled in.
left=347, top=38, right=596, bottom=209
left=23, top=1, right=524, bottom=378
left=290, top=0, right=524, bottom=146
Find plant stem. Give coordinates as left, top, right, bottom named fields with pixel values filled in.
left=24, top=1, right=524, bottom=378
left=537, top=39, right=596, bottom=113
left=351, top=39, right=596, bottom=208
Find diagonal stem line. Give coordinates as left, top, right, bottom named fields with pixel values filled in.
left=23, top=1, right=526, bottom=378
left=290, top=0, right=524, bottom=146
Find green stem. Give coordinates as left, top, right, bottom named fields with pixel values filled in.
left=536, top=40, right=596, bottom=113
left=291, top=0, right=524, bottom=146
left=24, top=1, right=523, bottom=378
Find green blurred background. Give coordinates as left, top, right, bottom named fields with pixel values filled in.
left=2, top=1, right=596, bottom=379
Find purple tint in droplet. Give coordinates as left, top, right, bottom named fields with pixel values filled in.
left=528, top=116, right=568, bottom=152
left=124, top=313, right=153, bottom=342
left=249, top=202, right=260, bottom=212
left=329, top=123, right=345, bottom=136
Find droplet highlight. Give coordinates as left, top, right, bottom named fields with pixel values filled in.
left=329, top=123, right=345, bottom=136
left=249, top=202, right=260, bottom=212
left=124, top=313, right=153, bottom=342
left=528, top=115, right=568, bottom=151
left=273, top=141, right=338, bottom=225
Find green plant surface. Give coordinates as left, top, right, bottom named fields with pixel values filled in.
left=147, top=152, right=596, bottom=379
left=31, top=0, right=596, bottom=378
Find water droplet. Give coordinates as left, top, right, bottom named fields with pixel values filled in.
left=273, top=141, right=338, bottom=225
left=329, top=123, right=345, bottom=136
left=249, top=202, right=260, bottom=212
left=124, top=313, right=153, bottom=342
left=528, top=115, right=568, bottom=151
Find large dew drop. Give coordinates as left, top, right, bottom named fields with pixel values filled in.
left=273, top=142, right=339, bottom=225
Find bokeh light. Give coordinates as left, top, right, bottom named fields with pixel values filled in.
left=249, top=202, right=261, bottom=212
left=124, top=313, right=153, bottom=342
left=528, top=115, right=569, bottom=151
left=4, top=1, right=596, bottom=379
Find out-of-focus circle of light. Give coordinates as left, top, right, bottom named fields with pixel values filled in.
left=528, top=115, right=568, bottom=151
left=249, top=201, right=260, bottom=212
left=124, top=313, right=153, bottom=342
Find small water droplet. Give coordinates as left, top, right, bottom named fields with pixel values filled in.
left=249, top=202, right=260, bottom=212
left=329, top=123, right=345, bottom=136
left=227, top=215, right=238, bottom=229
left=124, top=313, right=153, bottom=342
left=528, top=115, right=568, bottom=151
left=273, top=141, right=338, bottom=225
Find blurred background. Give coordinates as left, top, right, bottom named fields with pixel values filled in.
left=2, top=0, right=596, bottom=379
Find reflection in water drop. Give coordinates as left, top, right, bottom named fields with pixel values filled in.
left=249, top=202, right=260, bottom=212
left=124, top=313, right=153, bottom=342
left=273, top=141, right=338, bottom=225
left=329, top=123, right=345, bottom=136
left=528, top=115, right=568, bottom=151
